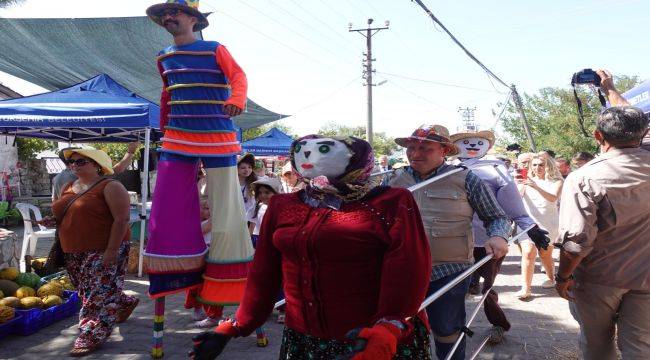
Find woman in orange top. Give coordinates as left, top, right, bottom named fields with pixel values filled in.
left=51, top=148, right=138, bottom=357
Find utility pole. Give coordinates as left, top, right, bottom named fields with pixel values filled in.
left=457, top=106, right=477, bottom=132
left=349, top=18, right=389, bottom=144
left=510, top=85, right=537, bottom=152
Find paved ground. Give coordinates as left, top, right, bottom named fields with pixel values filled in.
left=0, top=228, right=580, bottom=359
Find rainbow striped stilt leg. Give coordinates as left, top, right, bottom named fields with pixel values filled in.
left=152, top=297, right=165, bottom=358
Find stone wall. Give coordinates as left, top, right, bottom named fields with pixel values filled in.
left=18, top=159, right=51, bottom=197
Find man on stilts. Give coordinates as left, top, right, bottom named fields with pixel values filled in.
left=144, top=1, right=254, bottom=357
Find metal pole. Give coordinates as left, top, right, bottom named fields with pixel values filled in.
left=511, top=85, right=537, bottom=152
left=138, top=127, right=151, bottom=278
left=366, top=23, right=374, bottom=144
left=443, top=287, right=493, bottom=360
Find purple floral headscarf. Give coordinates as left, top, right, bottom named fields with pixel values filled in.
left=289, top=135, right=378, bottom=207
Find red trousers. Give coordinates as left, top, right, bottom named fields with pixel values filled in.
left=473, top=247, right=511, bottom=331
left=185, top=287, right=224, bottom=318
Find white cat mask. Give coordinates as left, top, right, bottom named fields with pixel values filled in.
left=292, top=137, right=353, bottom=179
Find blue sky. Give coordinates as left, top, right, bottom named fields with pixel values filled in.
left=0, top=0, right=647, bottom=138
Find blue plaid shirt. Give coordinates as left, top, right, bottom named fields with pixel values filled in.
left=405, top=164, right=510, bottom=281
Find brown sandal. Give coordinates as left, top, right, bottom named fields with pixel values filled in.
left=116, top=298, right=139, bottom=323
left=69, top=345, right=100, bottom=357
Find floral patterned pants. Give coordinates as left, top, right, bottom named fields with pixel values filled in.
left=65, top=241, right=137, bottom=348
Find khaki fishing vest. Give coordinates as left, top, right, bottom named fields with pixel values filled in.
left=388, top=167, right=474, bottom=266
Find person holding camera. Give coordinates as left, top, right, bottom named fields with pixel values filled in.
left=556, top=106, right=650, bottom=359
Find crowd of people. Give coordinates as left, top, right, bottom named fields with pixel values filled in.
left=35, top=1, right=648, bottom=359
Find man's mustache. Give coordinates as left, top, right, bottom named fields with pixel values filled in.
left=163, top=20, right=178, bottom=26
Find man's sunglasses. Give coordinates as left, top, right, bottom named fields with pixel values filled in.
left=160, top=8, right=185, bottom=17
left=66, top=158, right=92, bottom=166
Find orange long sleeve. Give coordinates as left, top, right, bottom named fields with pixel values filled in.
left=216, top=45, right=248, bottom=111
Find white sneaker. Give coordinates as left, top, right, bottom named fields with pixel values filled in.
left=194, top=317, right=220, bottom=328
left=541, top=279, right=555, bottom=289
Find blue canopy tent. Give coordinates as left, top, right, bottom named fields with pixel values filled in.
left=623, top=79, right=650, bottom=113
left=0, top=74, right=160, bottom=142
left=0, top=73, right=161, bottom=277
left=241, top=127, right=294, bottom=156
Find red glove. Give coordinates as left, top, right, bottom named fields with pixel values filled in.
left=349, top=323, right=401, bottom=360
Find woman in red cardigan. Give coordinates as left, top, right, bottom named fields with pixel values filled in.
left=191, top=135, right=432, bottom=360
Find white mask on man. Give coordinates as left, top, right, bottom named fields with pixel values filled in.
left=293, top=137, right=353, bottom=179
left=455, top=136, right=491, bottom=160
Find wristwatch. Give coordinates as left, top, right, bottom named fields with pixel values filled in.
left=555, top=273, right=574, bottom=284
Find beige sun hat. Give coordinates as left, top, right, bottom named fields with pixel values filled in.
left=63, top=147, right=114, bottom=175
left=394, top=125, right=459, bottom=156
left=281, top=162, right=294, bottom=176
left=449, top=130, right=496, bottom=149
left=252, top=177, right=282, bottom=194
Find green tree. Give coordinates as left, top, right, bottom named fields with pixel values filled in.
left=16, top=138, right=56, bottom=162
left=500, top=75, right=639, bottom=158
left=242, top=122, right=294, bottom=141
left=0, top=0, right=24, bottom=8
left=317, top=123, right=399, bottom=156
left=89, top=143, right=139, bottom=163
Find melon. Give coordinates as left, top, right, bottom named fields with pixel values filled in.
left=42, top=295, right=63, bottom=309
left=19, top=296, right=43, bottom=309
left=0, top=279, right=19, bottom=297
left=15, top=273, right=41, bottom=289
left=0, top=267, right=19, bottom=281
left=38, top=283, right=63, bottom=298
left=0, top=304, right=15, bottom=323
left=0, top=297, right=20, bottom=308
left=15, top=286, right=36, bottom=299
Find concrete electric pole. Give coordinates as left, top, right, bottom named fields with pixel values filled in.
left=510, top=85, right=537, bottom=152
left=349, top=18, right=389, bottom=144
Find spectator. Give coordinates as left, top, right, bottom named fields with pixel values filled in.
left=515, top=153, right=563, bottom=299
left=596, top=69, right=650, bottom=151
left=377, top=154, right=392, bottom=172
left=388, top=125, right=510, bottom=360
left=279, top=162, right=304, bottom=193
left=51, top=142, right=139, bottom=201
left=51, top=148, right=138, bottom=356
left=555, top=157, right=571, bottom=178
left=556, top=106, right=650, bottom=359
left=542, top=149, right=556, bottom=158
left=253, top=159, right=267, bottom=179
left=237, top=154, right=258, bottom=216
left=571, top=152, right=595, bottom=168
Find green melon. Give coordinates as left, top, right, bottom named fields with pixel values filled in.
left=15, top=273, right=41, bottom=289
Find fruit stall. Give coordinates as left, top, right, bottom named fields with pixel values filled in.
left=0, top=267, right=79, bottom=340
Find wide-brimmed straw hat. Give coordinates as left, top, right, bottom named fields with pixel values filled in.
left=63, top=147, right=114, bottom=175
left=252, top=177, right=282, bottom=194
left=146, top=0, right=211, bottom=32
left=395, top=125, right=459, bottom=156
left=450, top=130, right=496, bottom=149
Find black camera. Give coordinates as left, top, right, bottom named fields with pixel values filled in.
left=571, top=68, right=601, bottom=86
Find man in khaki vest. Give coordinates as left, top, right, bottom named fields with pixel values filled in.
left=388, top=125, right=510, bottom=360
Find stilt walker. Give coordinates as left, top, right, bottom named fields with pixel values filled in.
left=145, top=1, right=253, bottom=357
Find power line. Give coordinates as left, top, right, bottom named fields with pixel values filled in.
left=291, top=77, right=359, bottom=115
left=285, top=0, right=359, bottom=52
left=236, top=0, right=351, bottom=64
left=380, top=74, right=453, bottom=112
left=409, top=0, right=510, bottom=89
left=377, top=71, right=507, bottom=93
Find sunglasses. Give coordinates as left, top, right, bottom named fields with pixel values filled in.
left=66, top=158, right=92, bottom=166
left=160, top=8, right=184, bottom=17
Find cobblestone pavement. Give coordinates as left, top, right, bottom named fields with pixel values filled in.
left=0, top=231, right=580, bottom=359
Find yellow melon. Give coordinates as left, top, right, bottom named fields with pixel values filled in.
left=0, top=297, right=20, bottom=308
left=19, top=296, right=43, bottom=309
left=15, top=286, right=36, bottom=299
left=0, top=267, right=19, bottom=281
left=37, top=283, right=63, bottom=298
left=0, top=304, right=15, bottom=323
left=42, top=295, right=63, bottom=309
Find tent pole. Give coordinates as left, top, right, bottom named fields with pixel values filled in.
left=138, top=128, right=151, bottom=278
